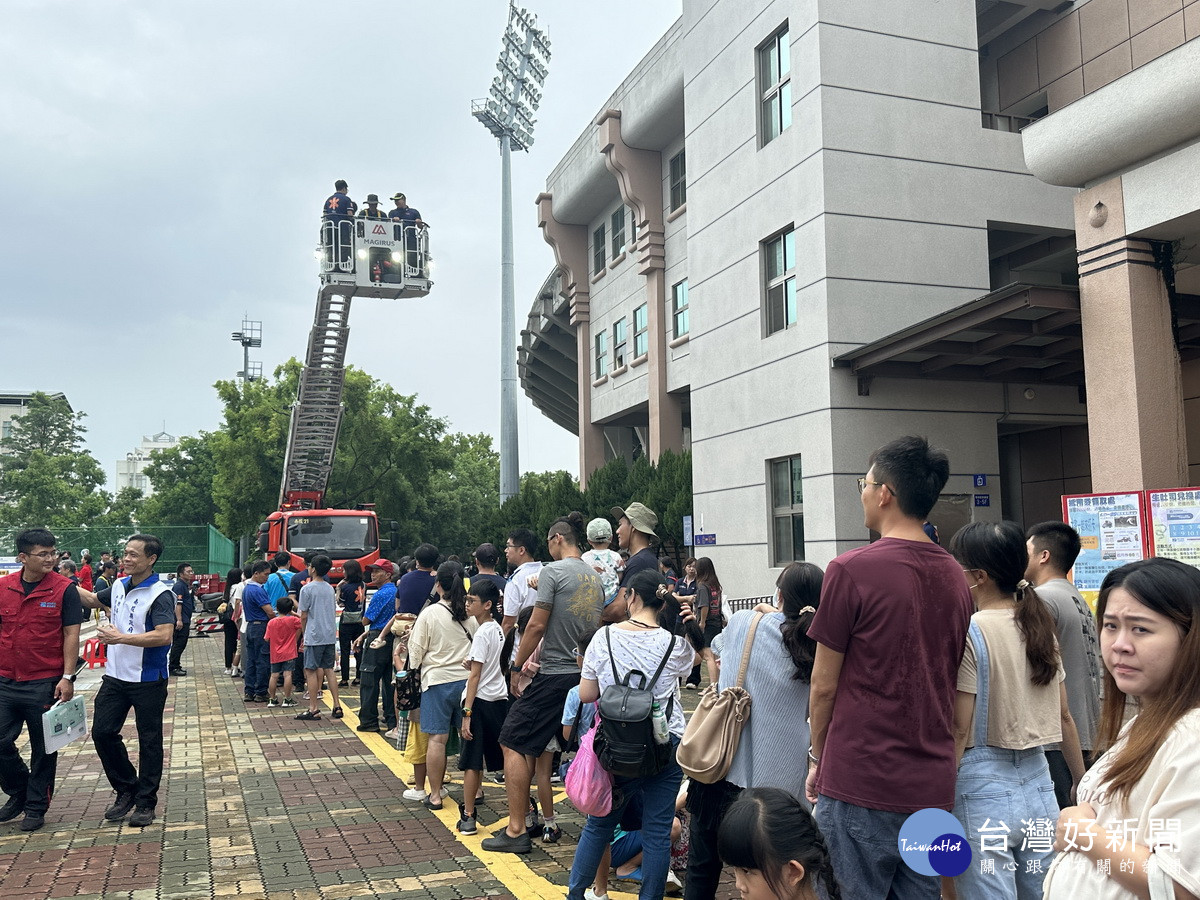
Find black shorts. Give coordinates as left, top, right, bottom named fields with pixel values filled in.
left=499, top=672, right=579, bottom=758
left=459, top=696, right=508, bottom=772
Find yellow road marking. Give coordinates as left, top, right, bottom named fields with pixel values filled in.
left=322, top=694, right=624, bottom=899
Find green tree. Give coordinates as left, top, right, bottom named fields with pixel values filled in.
left=141, top=433, right=220, bottom=525
left=0, top=392, right=108, bottom=529
left=424, top=433, right=500, bottom=559
left=96, top=486, right=146, bottom=528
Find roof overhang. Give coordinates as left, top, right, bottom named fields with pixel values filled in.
left=834, top=282, right=1200, bottom=388
left=833, top=284, right=1087, bottom=385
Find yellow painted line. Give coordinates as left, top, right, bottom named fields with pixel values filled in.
left=323, top=694, right=589, bottom=900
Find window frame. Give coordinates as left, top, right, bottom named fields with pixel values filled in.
left=595, top=329, right=609, bottom=378
left=669, top=150, right=687, bottom=211
left=611, top=207, right=626, bottom=260
left=758, top=25, right=791, bottom=147
left=593, top=224, right=607, bottom=275
left=672, top=279, right=689, bottom=338
left=613, top=318, right=627, bottom=369
left=769, top=455, right=805, bottom=565
left=633, top=303, right=649, bottom=358
left=763, top=227, right=797, bottom=336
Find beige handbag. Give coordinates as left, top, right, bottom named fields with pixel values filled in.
left=677, top=611, right=765, bottom=784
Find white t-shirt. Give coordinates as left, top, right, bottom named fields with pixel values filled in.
left=582, top=624, right=695, bottom=736
left=582, top=547, right=622, bottom=605
left=466, top=619, right=506, bottom=702
left=504, top=559, right=542, bottom=659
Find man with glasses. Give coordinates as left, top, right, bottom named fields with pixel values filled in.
left=0, top=529, right=85, bottom=832
left=806, top=437, right=973, bottom=899
left=80, top=534, right=176, bottom=828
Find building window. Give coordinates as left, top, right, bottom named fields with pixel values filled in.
left=633, top=304, right=648, bottom=358
left=613, top=318, right=627, bottom=368
left=670, top=150, right=686, bottom=211
left=672, top=279, right=689, bottom=337
left=1, top=420, right=11, bottom=440
left=758, top=26, right=791, bottom=145
left=770, top=455, right=805, bottom=564
left=611, top=207, right=626, bottom=259
left=593, top=224, right=606, bottom=275
left=764, top=228, right=797, bottom=335
left=595, top=330, right=608, bottom=378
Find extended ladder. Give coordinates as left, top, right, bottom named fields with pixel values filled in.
left=278, top=286, right=353, bottom=508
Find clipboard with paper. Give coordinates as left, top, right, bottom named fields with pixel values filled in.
left=42, top=696, right=87, bottom=754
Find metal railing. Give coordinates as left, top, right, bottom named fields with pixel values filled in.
left=981, top=111, right=1037, bottom=133
left=318, top=218, right=431, bottom=280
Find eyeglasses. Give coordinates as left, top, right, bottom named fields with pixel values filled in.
left=857, top=477, right=891, bottom=494
left=23, top=551, right=57, bottom=560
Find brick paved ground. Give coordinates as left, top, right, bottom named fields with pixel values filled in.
left=0, top=630, right=736, bottom=900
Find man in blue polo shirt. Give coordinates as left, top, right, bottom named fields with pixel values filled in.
left=81, top=534, right=176, bottom=828
left=322, top=179, right=357, bottom=270
left=387, top=193, right=426, bottom=275
left=240, top=562, right=275, bottom=703
left=355, top=562, right=397, bottom=733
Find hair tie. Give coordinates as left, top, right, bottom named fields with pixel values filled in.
left=798, top=606, right=816, bottom=615
left=1017, top=579, right=1031, bottom=591
left=656, top=583, right=671, bottom=600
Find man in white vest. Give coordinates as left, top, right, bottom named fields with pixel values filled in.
left=80, top=534, right=175, bottom=827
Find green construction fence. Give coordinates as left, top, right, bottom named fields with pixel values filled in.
left=37, top=525, right=236, bottom=576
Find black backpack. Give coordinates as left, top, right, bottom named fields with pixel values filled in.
left=594, top=626, right=676, bottom=779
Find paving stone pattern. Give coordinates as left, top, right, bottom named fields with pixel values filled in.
left=0, top=631, right=739, bottom=899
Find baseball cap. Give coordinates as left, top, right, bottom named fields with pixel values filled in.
left=366, top=561, right=394, bottom=577
left=473, top=543, right=499, bottom=567
left=586, top=517, right=613, bottom=542
left=391, top=192, right=405, bottom=201
left=611, top=502, right=658, bottom=539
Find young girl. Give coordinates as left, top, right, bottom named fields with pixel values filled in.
left=717, top=787, right=841, bottom=900
left=694, top=557, right=724, bottom=685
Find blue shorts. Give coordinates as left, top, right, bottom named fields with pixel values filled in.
left=421, top=679, right=467, bottom=735
left=303, top=643, right=335, bottom=670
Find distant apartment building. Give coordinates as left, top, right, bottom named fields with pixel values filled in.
left=115, top=431, right=179, bottom=496
left=520, top=0, right=1200, bottom=596
left=0, top=391, right=71, bottom=444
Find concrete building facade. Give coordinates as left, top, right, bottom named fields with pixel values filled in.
left=521, top=0, right=1200, bottom=597
left=114, top=431, right=179, bottom=496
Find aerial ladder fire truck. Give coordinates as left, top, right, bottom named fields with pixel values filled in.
left=255, top=216, right=433, bottom=577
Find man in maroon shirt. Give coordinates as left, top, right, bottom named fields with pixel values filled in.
left=806, top=435, right=973, bottom=899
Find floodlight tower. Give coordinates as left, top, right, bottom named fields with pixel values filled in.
left=472, top=1, right=551, bottom=504
left=231, top=319, right=263, bottom=382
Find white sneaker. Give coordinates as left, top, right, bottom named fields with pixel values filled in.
left=402, top=788, right=427, bottom=802
left=224, top=667, right=232, bottom=676
left=383, top=728, right=399, bottom=740
left=585, top=890, right=610, bottom=900
left=665, top=870, right=683, bottom=895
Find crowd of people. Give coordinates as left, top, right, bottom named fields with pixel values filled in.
left=1, top=433, right=1198, bottom=900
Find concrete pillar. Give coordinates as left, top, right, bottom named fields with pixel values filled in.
left=596, top=109, right=684, bottom=460
left=536, top=193, right=606, bottom=488
left=1075, top=177, right=1187, bottom=491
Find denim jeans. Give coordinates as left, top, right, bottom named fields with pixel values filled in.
left=567, top=739, right=682, bottom=900
left=816, top=795, right=941, bottom=899
left=244, top=621, right=270, bottom=697
left=952, top=746, right=1059, bottom=899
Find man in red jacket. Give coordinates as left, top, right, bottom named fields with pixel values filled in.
left=0, top=528, right=84, bottom=832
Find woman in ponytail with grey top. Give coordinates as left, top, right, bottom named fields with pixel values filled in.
left=948, top=520, right=1086, bottom=899
left=684, top=561, right=824, bottom=900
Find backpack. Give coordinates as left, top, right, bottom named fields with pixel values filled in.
left=593, top=626, right=677, bottom=779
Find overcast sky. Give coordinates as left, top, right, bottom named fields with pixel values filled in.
left=1, top=0, right=682, bottom=491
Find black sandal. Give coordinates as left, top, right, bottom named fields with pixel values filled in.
left=295, top=710, right=321, bottom=720
left=332, top=706, right=344, bottom=719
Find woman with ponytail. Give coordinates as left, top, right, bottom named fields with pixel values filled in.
left=407, top=560, right=477, bottom=810
left=685, top=562, right=823, bottom=900
left=949, top=521, right=1085, bottom=898
left=717, top=787, right=841, bottom=900
left=1043, top=557, right=1200, bottom=899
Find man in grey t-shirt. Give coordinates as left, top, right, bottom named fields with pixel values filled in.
left=296, top=555, right=342, bottom=721
left=537, top=555, right=604, bottom=675
left=1026, top=522, right=1102, bottom=805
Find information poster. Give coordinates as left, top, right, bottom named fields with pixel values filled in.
left=1062, top=492, right=1147, bottom=612
left=1146, top=488, right=1200, bottom=568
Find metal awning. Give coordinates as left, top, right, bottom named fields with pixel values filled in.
left=833, top=284, right=1087, bottom=386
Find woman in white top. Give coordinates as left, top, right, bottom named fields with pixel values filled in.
left=567, top=570, right=696, bottom=900
left=407, top=561, right=477, bottom=811
left=950, top=521, right=1085, bottom=899
left=1043, top=557, right=1200, bottom=900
